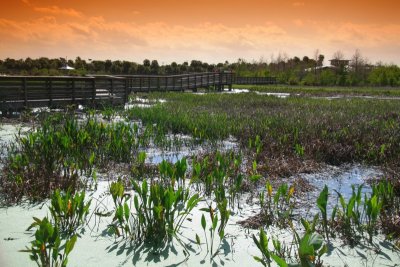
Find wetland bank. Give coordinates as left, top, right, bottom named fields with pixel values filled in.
left=1, top=87, right=400, bottom=266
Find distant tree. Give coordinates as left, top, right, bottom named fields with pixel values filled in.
left=170, top=62, right=178, bottom=74
left=190, top=60, right=203, bottom=72
left=143, top=59, right=150, bottom=67
left=320, top=69, right=336, bottom=85
left=105, top=60, right=112, bottom=73
left=302, top=72, right=316, bottom=85
left=111, top=60, right=123, bottom=74
left=368, top=65, right=400, bottom=86
left=313, top=49, right=320, bottom=73
left=150, top=60, right=159, bottom=74
left=349, top=49, right=369, bottom=84
left=74, top=57, right=86, bottom=70
left=92, top=60, right=105, bottom=73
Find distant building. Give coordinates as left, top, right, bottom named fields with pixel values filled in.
left=305, top=59, right=351, bottom=72
left=329, top=59, right=350, bottom=68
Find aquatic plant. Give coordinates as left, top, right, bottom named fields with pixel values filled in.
left=21, top=217, right=77, bottom=267
left=107, top=177, right=200, bottom=247
left=364, top=193, right=382, bottom=243
left=253, top=221, right=327, bottom=267
left=259, top=182, right=295, bottom=227
left=0, top=112, right=162, bottom=202
left=126, top=92, right=400, bottom=171
left=131, top=179, right=200, bottom=242
left=334, top=185, right=364, bottom=245
left=252, top=228, right=273, bottom=267
left=293, top=228, right=327, bottom=267
left=316, top=185, right=329, bottom=241
left=198, top=198, right=230, bottom=260
left=107, top=180, right=134, bottom=238
left=190, top=151, right=244, bottom=209
left=49, top=189, right=91, bottom=237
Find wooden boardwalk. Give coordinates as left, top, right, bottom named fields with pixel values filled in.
left=235, top=76, right=276, bottom=85
left=0, top=72, right=275, bottom=113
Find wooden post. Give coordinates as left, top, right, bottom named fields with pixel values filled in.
left=229, top=72, right=233, bottom=91
left=48, top=78, right=53, bottom=107
left=219, top=72, right=223, bottom=91
left=181, top=75, right=184, bottom=91
left=124, top=78, right=129, bottom=103
left=193, top=74, right=197, bottom=92
left=23, top=77, right=28, bottom=108
left=213, top=72, right=216, bottom=90
left=108, top=78, right=113, bottom=104
left=72, top=79, right=76, bottom=103
left=92, top=79, right=96, bottom=103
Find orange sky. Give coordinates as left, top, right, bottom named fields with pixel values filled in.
left=1, top=0, right=399, bottom=64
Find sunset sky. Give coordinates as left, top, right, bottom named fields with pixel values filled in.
left=1, top=0, right=399, bottom=65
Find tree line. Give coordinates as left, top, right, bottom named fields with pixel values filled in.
left=0, top=51, right=399, bottom=86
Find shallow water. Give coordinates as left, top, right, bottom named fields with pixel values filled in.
left=302, top=164, right=381, bottom=200
left=0, top=165, right=398, bottom=267
left=0, top=119, right=399, bottom=266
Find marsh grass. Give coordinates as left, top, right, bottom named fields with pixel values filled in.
left=126, top=92, right=400, bottom=173
left=235, top=84, right=400, bottom=97
left=0, top=111, right=172, bottom=202
left=190, top=151, right=245, bottom=209
left=3, top=92, right=400, bottom=265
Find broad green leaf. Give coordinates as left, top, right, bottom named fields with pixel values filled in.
left=65, top=235, right=77, bottom=255
left=271, top=253, right=288, bottom=267
left=316, top=185, right=328, bottom=214
left=201, top=214, right=206, bottom=230
left=124, top=202, right=130, bottom=221
left=212, top=215, right=218, bottom=230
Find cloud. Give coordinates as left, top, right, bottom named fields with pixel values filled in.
left=292, top=2, right=305, bottom=7
left=33, top=6, right=83, bottom=18
left=0, top=13, right=399, bottom=64
left=293, top=19, right=304, bottom=27
left=21, top=0, right=31, bottom=6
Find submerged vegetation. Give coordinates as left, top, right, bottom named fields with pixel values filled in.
left=1, top=89, right=400, bottom=266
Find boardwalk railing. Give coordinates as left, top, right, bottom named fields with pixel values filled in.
left=119, top=72, right=234, bottom=92
left=0, top=72, right=234, bottom=112
left=0, top=76, right=128, bottom=111
left=234, top=76, right=277, bottom=85
left=0, top=72, right=275, bottom=112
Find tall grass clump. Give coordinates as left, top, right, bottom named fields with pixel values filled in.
left=190, top=151, right=245, bottom=209
left=0, top=111, right=153, bottom=202
left=21, top=189, right=90, bottom=266
left=105, top=159, right=200, bottom=249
